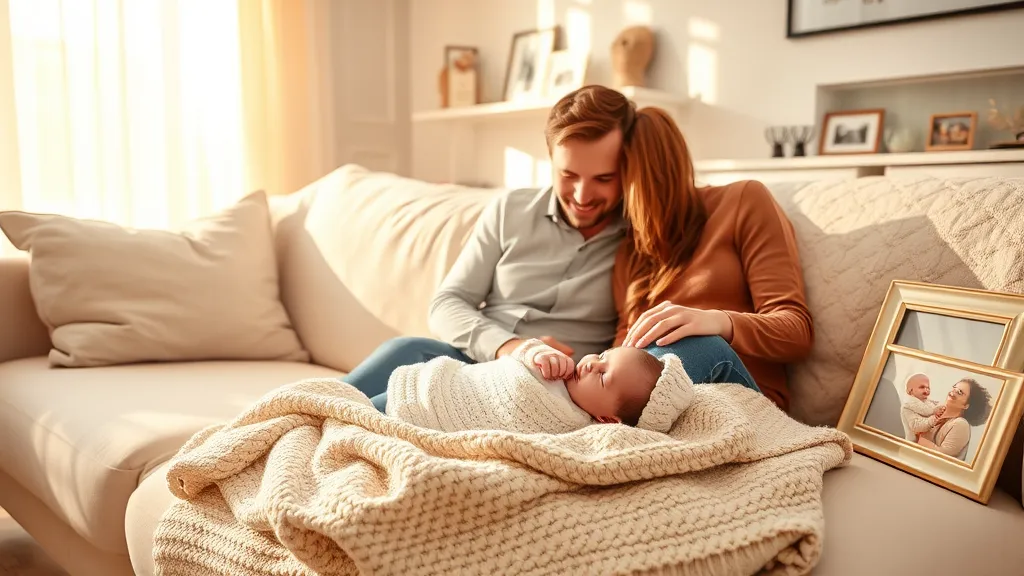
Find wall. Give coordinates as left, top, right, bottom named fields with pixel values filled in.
left=410, top=0, right=1024, bottom=186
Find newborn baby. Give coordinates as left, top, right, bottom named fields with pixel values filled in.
left=385, top=338, right=693, bottom=435
left=900, top=372, right=945, bottom=441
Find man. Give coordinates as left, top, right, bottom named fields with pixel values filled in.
left=343, top=85, right=637, bottom=411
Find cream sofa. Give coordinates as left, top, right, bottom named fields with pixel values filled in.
left=1, top=164, right=1023, bottom=576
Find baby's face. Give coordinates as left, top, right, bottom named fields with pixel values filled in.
left=565, top=347, right=650, bottom=422
left=908, top=375, right=931, bottom=401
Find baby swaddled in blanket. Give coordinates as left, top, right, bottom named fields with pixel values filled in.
left=385, top=338, right=694, bottom=434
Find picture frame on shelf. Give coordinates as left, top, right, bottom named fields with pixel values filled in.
left=543, top=50, right=589, bottom=99
left=442, top=46, right=479, bottom=108
left=503, top=27, right=559, bottom=102
left=926, top=112, right=977, bottom=152
left=837, top=280, right=1024, bottom=504
left=787, top=0, right=1024, bottom=38
left=819, top=109, right=885, bottom=155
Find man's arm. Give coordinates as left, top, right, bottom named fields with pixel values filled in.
left=428, top=194, right=519, bottom=362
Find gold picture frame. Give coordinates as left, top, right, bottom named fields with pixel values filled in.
left=837, top=280, right=1024, bottom=504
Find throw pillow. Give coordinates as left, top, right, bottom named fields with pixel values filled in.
left=0, top=191, right=309, bottom=367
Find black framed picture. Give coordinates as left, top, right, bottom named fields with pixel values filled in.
left=787, top=0, right=1024, bottom=38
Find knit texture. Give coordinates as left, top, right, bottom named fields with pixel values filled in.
left=386, top=345, right=593, bottom=433
left=152, top=378, right=852, bottom=576
left=636, top=353, right=694, bottom=433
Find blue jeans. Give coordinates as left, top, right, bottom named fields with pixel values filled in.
left=342, top=335, right=758, bottom=413
left=342, top=337, right=472, bottom=412
left=642, top=335, right=759, bottom=393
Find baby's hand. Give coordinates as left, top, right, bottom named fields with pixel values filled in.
left=533, top=349, right=575, bottom=381
left=935, top=405, right=946, bottom=417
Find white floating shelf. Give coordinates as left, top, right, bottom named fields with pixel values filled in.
left=695, top=149, right=1024, bottom=172
left=412, top=86, right=689, bottom=123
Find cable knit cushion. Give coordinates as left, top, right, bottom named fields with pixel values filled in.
left=637, top=354, right=694, bottom=433
left=768, top=177, right=1024, bottom=427
left=0, top=191, right=308, bottom=367
left=153, top=377, right=852, bottom=575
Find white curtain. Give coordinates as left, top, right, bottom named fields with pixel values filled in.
left=0, top=0, right=336, bottom=255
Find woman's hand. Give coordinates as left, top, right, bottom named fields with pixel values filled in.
left=624, top=302, right=734, bottom=349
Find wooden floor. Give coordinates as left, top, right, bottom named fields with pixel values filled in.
left=0, top=508, right=67, bottom=576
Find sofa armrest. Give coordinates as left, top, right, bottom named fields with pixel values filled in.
left=0, top=256, right=50, bottom=363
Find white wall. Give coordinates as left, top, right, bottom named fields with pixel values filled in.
left=409, top=0, right=1024, bottom=185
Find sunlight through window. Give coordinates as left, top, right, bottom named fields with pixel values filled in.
left=623, top=0, right=653, bottom=25
left=687, top=44, right=718, bottom=105
left=689, top=17, right=720, bottom=42
left=565, top=6, right=591, bottom=55
left=535, top=158, right=552, bottom=188
left=536, top=0, right=556, bottom=30
left=504, top=147, right=536, bottom=189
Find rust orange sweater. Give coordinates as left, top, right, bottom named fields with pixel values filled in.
left=612, top=180, right=813, bottom=411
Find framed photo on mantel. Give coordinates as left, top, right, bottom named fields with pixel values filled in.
left=787, top=0, right=1024, bottom=38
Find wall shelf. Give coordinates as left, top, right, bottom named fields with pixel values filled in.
left=412, top=86, right=689, bottom=124
left=695, top=149, right=1024, bottom=172
left=694, top=149, right=1024, bottom=186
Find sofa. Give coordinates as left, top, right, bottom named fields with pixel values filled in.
left=1, top=164, right=1023, bottom=575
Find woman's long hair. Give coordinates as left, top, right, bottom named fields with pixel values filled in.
left=620, top=107, right=707, bottom=326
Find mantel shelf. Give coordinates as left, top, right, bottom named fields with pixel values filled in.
left=695, top=149, right=1024, bottom=172
left=412, top=86, right=689, bottom=123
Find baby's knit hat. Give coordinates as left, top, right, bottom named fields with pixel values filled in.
left=636, top=353, right=694, bottom=434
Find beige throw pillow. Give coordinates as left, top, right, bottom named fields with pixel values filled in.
left=0, top=191, right=309, bottom=367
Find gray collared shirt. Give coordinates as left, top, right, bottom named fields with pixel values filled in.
left=428, top=187, right=626, bottom=363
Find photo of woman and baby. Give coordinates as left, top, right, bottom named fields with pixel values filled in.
left=863, top=351, right=998, bottom=464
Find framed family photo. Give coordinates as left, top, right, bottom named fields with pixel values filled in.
left=819, top=109, right=884, bottom=155
left=838, top=280, right=1024, bottom=503
left=543, top=50, right=588, bottom=99
left=503, top=27, right=559, bottom=102
left=926, top=111, right=978, bottom=151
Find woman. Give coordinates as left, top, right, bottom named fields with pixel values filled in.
left=614, top=107, right=814, bottom=411
left=917, top=378, right=993, bottom=460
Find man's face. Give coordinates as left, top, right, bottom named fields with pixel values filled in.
left=550, top=129, right=623, bottom=232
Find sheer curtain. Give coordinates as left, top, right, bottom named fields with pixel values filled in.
left=0, top=0, right=335, bottom=255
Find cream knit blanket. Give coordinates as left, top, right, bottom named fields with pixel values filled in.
left=385, top=342, right=593, bottom=433
left=153, top=378, right=852, bottom=576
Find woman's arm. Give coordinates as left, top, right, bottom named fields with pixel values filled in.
left=724, top=181, right=814, bottom=362
left=918, top=419, right=970, bottom=457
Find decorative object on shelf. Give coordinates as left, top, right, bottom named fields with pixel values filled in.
left=987, top=99, right=1024, bottom=149
left=764, top=127, right=791, bottom=158
left=543, top=50, right=589, bottom=99
left=787, top=0, right=1024, bottom=38
left=439, top=46, right=479, bottom=109
left=819, top=109, right=885, bottom=155
left=925, top=112, right=977, bottom=152
left=884, top=127, right=917, bottom=154
left=610, top=25, right=654, bottom=89
left=837, top=281, right=1024, bottom=504
left=787, top=125, right=817, bottom=156
left=503, top=27, right=559, bottom=102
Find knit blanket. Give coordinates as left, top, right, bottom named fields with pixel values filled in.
left=152, top=377, right=852, bottom=576
left=385, top=346, right=593, bottom=433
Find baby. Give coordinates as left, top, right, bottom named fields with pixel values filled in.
left=385, top=338, right=693, bottom=435
left=900, top=373, right=945, bottom=441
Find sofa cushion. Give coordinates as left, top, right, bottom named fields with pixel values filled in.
left=768, top=176, right=1024, bottom=426
left=817, top=455, right=1024, bottom=574
left=0, top=357, right=342, bottom=554
left=0, top=191, right=309, bottom=367
left=272, top=164, right=499, bottom=373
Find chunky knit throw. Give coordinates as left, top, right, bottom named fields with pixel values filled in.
left=152, top=378, right=852, bottom=576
